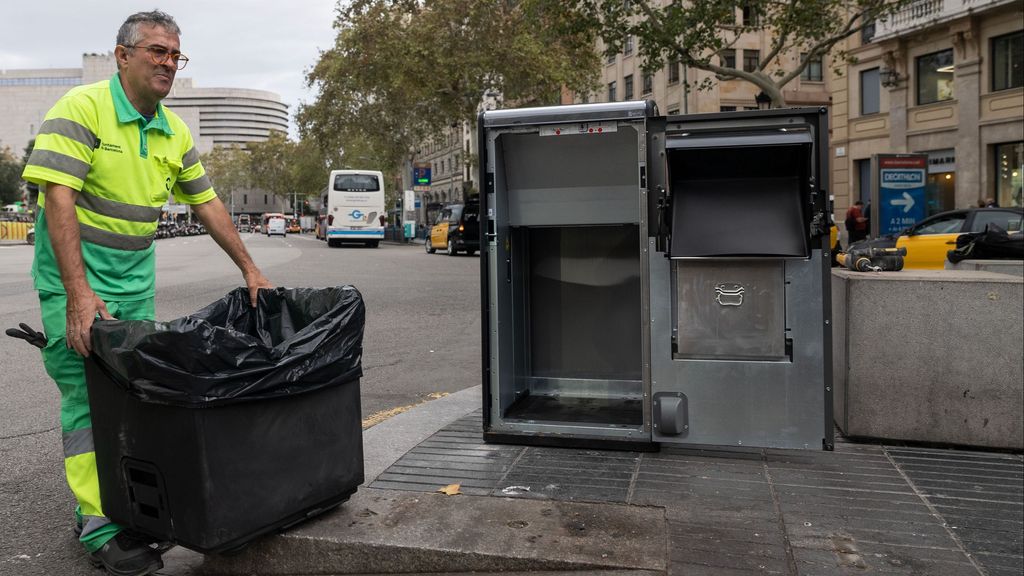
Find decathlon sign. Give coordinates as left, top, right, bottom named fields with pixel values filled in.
left=876, top=154, right=927, bottom=235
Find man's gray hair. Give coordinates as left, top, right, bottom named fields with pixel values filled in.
left=117, top=10, right=181, bottom=47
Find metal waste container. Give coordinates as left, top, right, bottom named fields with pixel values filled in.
left=480, top=102, right=832, bottom=450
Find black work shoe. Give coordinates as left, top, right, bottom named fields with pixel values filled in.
left=87, top=531, right=164, bottom=576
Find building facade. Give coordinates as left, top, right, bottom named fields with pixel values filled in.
left=0, top=53, right=291, bottom=216
left=830, top=0, right=1023, bottom=226
left=574, top=5, right=831, bottom=114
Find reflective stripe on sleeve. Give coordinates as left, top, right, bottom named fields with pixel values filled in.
left=182, top=146, right=200, bottom=170
left=178, top=174, right=212, bottom=195
left=79, top=222, right=154, bottom=251
left=27, top=149, right=91, bottom=181
left=76, top=191, right=163, bottom=223
left=62, top=428, right=94, bottom=458
left=38, top=118, right=100, bottom=150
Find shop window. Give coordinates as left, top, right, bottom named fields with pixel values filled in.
left=992, top=31, right=1023, bottom=91
left=801, top=53, right=823, bottom=82
left=608, top=81, right=617, bottom=102
left=721, top=49, right=736, bottom=69
left=856, top=159, right=871, bottom=205
left=860, top=68, right=880, bottom=115
left=995, top=142, right=1023, bottom=207
left=624, top=74, right=634, bottom=100
left=743, top=51, right=760, bottom=73
left=916, top=49, right=954, bottom=105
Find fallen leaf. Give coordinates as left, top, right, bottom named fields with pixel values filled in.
left=438, top=483, right=461, bottom=496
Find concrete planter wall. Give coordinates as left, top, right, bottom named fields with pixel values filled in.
left=832, top=269, right=1023, bottom=450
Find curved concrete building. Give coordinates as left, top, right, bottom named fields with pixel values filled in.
left=164, top=83, right=289, bottom=148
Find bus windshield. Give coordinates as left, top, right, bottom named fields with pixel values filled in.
left=333, top=174, right=380, bottom=192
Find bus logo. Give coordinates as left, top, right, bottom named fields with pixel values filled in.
left=349, top=210, right=364, bottom=220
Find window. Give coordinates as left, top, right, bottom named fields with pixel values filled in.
left=720, top=105, right=737, bottom=112
left=912, top=214, right=965, bottom=235
left=740, top=4, right=759, bottom=26
left=992, top=31, right=1023, bottom=91
left=608, top=81, right=617, bottom=102
left=801, top=53, right=823, bottom=82
left=995, top=142, right=1023, bottom=208
left=971, top=209, right=1022, bottom=232
left=243, top=194, right=248, bottom=204
left=668, top=59, right=680, bottom=83
left=743, top=51, right=760, bottom=73
left=624, top=35, right=634, bottom=56
left=642, top=73, right=653, bottom=95
left=861, top=20, right=876, bottom=44
left=916, top=49, right=954, bottom=105
left=856, top=159, right=872, bottom=205
left=606, top=51, right=616, bottom=65
left=264, top=195, right=268, bottom=204
left=721, top=49, right=736, bottom=69
left=860, top=68, right=880, bottom=115
left=624, top=74, right=634, bottom=100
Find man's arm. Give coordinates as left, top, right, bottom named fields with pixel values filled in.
left=45, top=184, right=113, bottom=356
left=191, top=197, right=272, bottom=306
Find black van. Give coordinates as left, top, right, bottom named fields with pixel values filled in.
left=425, top=200, right=480, bottom=256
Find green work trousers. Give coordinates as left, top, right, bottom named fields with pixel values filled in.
left=38, top=291, right=154, bottom=552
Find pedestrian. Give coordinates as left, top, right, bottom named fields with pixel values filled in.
left=21, top=10, right=272, bottom=576
left=844, top=200, right=868, bottom=244
left=984, top=197, right=997, bottom=207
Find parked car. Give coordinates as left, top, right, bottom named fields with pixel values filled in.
left=849, top=207, right=1023, bottom=269
left=266, top=217, right=287, bottom=237
left=26, top=226, right=34, bottom=245
left=425, top=201, right=479, bottom=256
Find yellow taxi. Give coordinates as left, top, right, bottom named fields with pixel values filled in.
left=894, top=208, right=1022, bottom=268
left=425, top=201, right=480, bottom=256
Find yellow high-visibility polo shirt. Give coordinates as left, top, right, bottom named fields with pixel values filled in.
left=23, top=73, right=217, bottom=300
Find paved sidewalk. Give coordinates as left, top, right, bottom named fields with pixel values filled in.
left=16, top=386, right=1020, bottom=576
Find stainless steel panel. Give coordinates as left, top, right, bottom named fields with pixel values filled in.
left=500, top=130, right=640, bottom=226
left=650, top=241, right=827, bottom=449
left=675, top=261, right=786, bottom=360
left=484, top=101, right=649, bottom=127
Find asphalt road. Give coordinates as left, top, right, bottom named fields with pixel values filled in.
left=0, top=232, right=481, bottom=575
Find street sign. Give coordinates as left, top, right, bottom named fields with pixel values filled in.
left=413, top=163, right=431, bottom=186
left=876, top=154, right=927, bottom=236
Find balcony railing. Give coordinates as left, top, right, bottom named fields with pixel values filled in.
left=872, top=0, right=1014, bottom=41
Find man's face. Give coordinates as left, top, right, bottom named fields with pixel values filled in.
left=119, top=24, right=180, bottom=103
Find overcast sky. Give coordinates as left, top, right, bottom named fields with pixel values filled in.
left=0, top=1, right=342, bottom=132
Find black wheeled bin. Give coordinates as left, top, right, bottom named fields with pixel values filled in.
left=85, top=286, right=365, bottom=554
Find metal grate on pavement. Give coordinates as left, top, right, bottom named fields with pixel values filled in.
left=371, top=411, right=1023, bottom=576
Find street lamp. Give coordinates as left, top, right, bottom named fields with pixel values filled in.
left=879, top=67, right=901, bottom=88
left=755, top=91, right=772, bottom=110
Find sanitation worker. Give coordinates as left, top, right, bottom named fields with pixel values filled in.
left=22, top=10, right=272, bottom=576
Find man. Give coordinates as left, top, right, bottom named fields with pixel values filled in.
left=22, top=11, right=272, bottom=576
left=845, top=200, right=868, bottom=244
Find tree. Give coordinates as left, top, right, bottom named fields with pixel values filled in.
left=0, top=146, right=23, bottom=205
left=298, top=0, right=601, bottom=176
left=561, top=0, right=910, bottom=106
left=201, top=145, right=251, bottom=215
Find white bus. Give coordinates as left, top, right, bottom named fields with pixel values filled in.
left=323, top=169, right=386, bottom=248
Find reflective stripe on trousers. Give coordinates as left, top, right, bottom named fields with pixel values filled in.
left=38, top=291, right=155, bottom=552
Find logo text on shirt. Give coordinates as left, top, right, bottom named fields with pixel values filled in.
left=100, top=142, right=123, bottom=154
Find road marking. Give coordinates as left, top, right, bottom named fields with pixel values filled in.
left=362, top=392, right=450, bottom=429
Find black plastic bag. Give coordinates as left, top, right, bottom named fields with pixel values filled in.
left=947, top=224, right=1024, bottom=263
left=90, top=286, right=364, bottom=406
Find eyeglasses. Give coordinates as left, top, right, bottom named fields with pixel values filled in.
left=122, top=44, right=189, bottom=70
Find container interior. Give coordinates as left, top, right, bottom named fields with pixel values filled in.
left=668, top=143, right=811, bottom=257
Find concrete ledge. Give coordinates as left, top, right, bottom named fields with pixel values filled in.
left=832, top=269, right=1024, bottom=449
left=946, top=258, right=1024, bottom=277
left=197, top=488, right=669, bottom=575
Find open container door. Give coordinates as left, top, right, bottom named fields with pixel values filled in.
left=480, top=101, right=656, bottom=448
left=649, top=108, right=833, bottom=450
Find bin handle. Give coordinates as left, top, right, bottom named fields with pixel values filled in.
left=5, top=323, right=46, bottom=349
